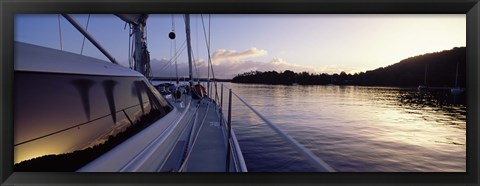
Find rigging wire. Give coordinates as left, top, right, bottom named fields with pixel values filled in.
left=171, top=14, right=176, bottom=31
left=172, top=14, right=179, bottom=85
left=209, top=14, right=219, bottom=101
left=203, top=15, right=210, bottom=93
left=80, top=14, right=91, bottom=55
left=190, top=42, right=200, bottom=84
left=58, top=14, right=63, bottom=51
left=208, top=15, right=212, bottom=96
left=125, top=23, right=132, bottom=68
left=209, top=14, right=218, bottom=100
left=201, top=14, right=219, bottom=102
left=166, top=40, right=187, bottom=66
left=192, top=52, right=200, bottom=84
left=129, top=24, right=134, bottom=69
left=158, top=40, right=187, bottom=72
left=170, top=17, right=173, bottom=83
left=196, top=15, right=199, bottom=67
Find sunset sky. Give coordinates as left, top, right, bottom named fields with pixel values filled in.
left=15, top=14, right=465, bottom=78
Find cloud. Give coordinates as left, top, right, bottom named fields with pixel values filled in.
left=150, top=57, right=317, bottom=79
left=258, top=58, right=315, bottom=73
left=147, top=48, right=362, bottom=79
left=212, top=48, right=267, bottom=63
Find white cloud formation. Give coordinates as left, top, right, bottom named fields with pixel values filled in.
left=149, top=57, right=317, bottom=79
left=212, top=48, right=267, bottom=63
left=148, top=48, right=362, bottom=79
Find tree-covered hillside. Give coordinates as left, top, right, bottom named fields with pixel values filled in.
left=232, top=47, right=466, bottom=87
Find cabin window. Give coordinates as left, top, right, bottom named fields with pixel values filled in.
left=13, top=71, right=173, bottom=171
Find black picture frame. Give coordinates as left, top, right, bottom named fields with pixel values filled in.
left=1, top=0, right=479, bottom=185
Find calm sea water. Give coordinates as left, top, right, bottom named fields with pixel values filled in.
left=219, top=83, right=466, bottom=172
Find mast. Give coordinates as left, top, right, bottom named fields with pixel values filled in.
left=185, top=14, right=194, bottom=87
left=116, top=14, right=150, bottom=78
left=133, top=18, right=146, bottom=77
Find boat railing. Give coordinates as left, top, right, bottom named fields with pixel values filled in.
left=218, top=84, right=336, bottom=172
left=173, top=83, right=247, bottom=172
left=218, top=86, right=248, bottom=172
left=195, top=81, right=247, bottom=172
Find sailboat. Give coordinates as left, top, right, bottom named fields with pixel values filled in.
left=14, top=14, right=336, bottom=173
left=417, top=64, right=428, bottom=91
left=451, top=61, right=464, bottom=94
left=13, top=14, right=246, bottom=172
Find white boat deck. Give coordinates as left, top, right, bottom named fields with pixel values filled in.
left=183, top=98, right=228, bottom=172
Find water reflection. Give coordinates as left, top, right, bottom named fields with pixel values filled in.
left=226, top=84, right=466, bottom=172
left=14, top=72, right=173, bottom=170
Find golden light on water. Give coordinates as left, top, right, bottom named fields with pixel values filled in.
left=229, top=84, right=466, bottom=171
left=353, top=97, right=466, bottom=151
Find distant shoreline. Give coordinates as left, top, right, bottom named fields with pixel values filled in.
left=228, top=82, right=463, bottom=90
left=231, top=47, right=466, bottom=88
left=151, top=77, right=232, bottom=82
left=151, top=78, right=463, bottom=90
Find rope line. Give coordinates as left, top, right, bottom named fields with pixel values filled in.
left=158, top=40, right=187, bottom=72
left=58, top=14, right=63, bottom=50
left=129, top=24, right=133, bottom=69
left=80, top=14, right=90, bottom=55
left=15, top=102, right=149, bottom=147
left=172, top=14, right=179, bottom=84
left=201, top=15, right=220, bottom=103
